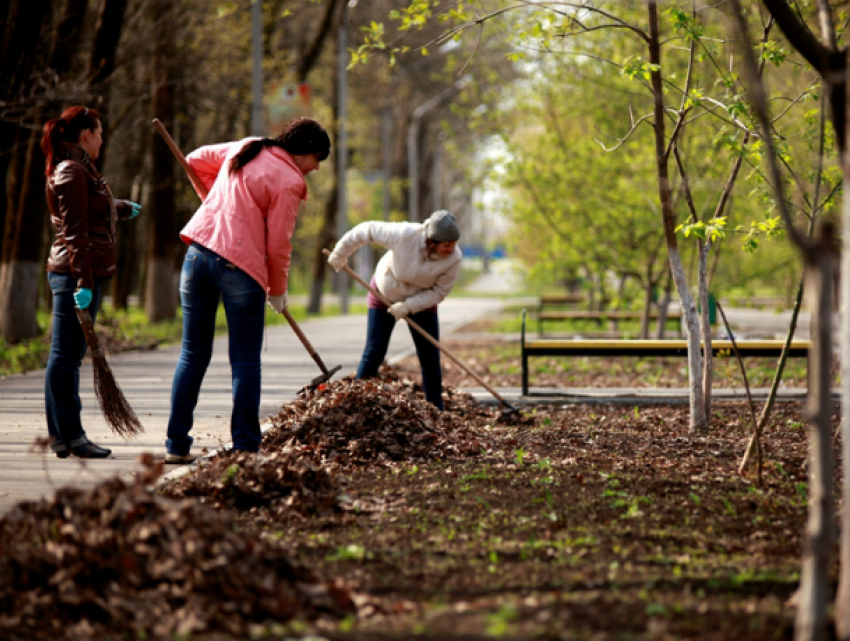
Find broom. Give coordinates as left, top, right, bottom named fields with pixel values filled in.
left=75, top=307, right=144, bottom=437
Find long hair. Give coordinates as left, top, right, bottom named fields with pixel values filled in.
left=40, top=106, right=101, bottom=176
left=228, top=117, right=331, bottom=174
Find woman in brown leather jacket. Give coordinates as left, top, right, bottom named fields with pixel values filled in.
left=41, top=106, right=141, bottom=459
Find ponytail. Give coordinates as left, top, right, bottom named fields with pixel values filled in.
left=228, top=138, right=284, bottom=174
left=228, top=117, right=331, bottom=175
left=41, top=106, right=100, bottom=176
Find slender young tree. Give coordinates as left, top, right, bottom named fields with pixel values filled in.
left=727, top=2, right=840, bottom=639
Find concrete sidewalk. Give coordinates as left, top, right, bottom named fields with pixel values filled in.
left=0, top=297, right=505, bottom=515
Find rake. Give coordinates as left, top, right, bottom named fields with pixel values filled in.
left=322, top=249, right=520, bottom=418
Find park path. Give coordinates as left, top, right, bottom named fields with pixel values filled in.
left=0, top=294, right=507, bottom=515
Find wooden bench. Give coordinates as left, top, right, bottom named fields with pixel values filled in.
left=538, top=293, right=586, bottom=307
left=520, top=309, right=810, bottom=395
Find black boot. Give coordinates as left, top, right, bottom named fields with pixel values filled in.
left=69, top=436, right=112, bottom=459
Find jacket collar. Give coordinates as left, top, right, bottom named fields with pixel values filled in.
left=61, top=143, right=101, bottom=177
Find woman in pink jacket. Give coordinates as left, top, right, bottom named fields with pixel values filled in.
left=165, top=117, right=330, bottom=463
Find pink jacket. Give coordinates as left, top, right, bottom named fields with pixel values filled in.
left=180, top=138, right=307, bottom=296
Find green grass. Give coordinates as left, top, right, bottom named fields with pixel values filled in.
left=485, top=308, right=682, bottom=337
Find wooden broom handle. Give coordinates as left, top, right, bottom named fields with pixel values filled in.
left=152, top=119, right=209, bottom=199
left=321, top=249, right=513, bottom=407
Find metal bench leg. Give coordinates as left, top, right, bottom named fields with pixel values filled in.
left=522, top=352, right=529, bottom=396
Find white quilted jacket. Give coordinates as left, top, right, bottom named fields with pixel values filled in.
left=333, top=221, right=462, bottom=314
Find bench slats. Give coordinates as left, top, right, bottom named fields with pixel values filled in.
left=523, top=339, right=810, bottom=357
left=539, top=294, right=584, bottom=305
left=520, top=309, right=809, bottom=395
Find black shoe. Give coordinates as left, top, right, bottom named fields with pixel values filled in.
left=50, top=441, right=70, bottom=459
left=69, top=437, right=112, bottom=459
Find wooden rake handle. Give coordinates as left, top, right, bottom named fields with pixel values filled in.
left=281, top=307, right=332, bottom=375
left=322, top=249, right=515, bottom=410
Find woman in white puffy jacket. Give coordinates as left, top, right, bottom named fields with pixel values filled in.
left=327, top=210, right=462, bottom=410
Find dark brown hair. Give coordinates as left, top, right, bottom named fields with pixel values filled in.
left=40, top=106, right=101, bottom=176
left=228, top=117, right=331, bottom=174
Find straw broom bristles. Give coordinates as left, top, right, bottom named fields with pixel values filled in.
left=75, top=308, right=144, bottom=437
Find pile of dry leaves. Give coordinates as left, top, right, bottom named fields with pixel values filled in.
left=0, top=477, right=354, bottom=641
left=263, top=373, right=499, bottom=468
left=160, top=449, right=340, bottom=518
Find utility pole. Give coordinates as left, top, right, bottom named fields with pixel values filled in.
left=432, top=131, right=446, bottom=211
left=250, top=0, right=264, bottom=136
left=382, top=105, right=392, bottom=221
left=336, top=0, right=358, bottom=313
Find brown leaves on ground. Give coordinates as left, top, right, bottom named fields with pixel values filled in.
left=160, top=449, right=340, bottom=518
left=0, top=477, right=355, bottom=641
left=262, top=373, right=494, bottom=468
left=276, top=399, right=821, bottom=640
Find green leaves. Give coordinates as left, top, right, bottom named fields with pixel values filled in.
left=684, top=88, right=705, bottom=110
left=664, top=6, right=704, bottom=42
left=758, top=40, right=789, bottom=66
left=737, top=215, right=784, bottom=253
left=675, top=217, right=727, bottom=242
left=621, top=55, right=660, bottom=82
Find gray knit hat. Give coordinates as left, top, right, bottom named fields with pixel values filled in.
left=424, top=210, right=460, bottom=242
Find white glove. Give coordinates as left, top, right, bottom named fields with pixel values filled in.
left=327, top=251, right=347, bottom=273
left=388, top=301, right=410, bottom=319
left=267, top=293, right=287, bottom=314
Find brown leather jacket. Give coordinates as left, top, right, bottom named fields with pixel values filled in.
left=45, top=146, right=132, bottom=289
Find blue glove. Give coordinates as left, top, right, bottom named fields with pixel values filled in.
left=129, top=202, right=142, bottom=219
left=74, top=288, right=93, bottom=310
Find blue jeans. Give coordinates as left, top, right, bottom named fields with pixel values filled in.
left=357, top=307, right=444, bottom=410
left=45, top=272, right=106, bottom=445
left=166, top=243, right=266, bottom=455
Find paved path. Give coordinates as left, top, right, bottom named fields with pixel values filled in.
left=0, top=296, right=505, bottom=515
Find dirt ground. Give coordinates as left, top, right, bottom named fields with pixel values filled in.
left=0, top=333, right=833, bottom=641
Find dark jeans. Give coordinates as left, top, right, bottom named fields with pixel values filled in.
left=45, top=272, right=106, bottom=445
left=166, top=243, right=265, bottom=456
left=357, top=306, right=444, bottom=410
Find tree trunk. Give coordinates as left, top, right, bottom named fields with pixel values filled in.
left=0, top=0, right=53, bottom=342
left=837, top=58, right=850, bottom=638
left=647, top=0, right=706, bottom=431
left=795, top=223, right=837, bottom=641
left=640, top=281, right=653, bottom=339
left=655, top=267, right=673, bottom=340
left=307, top=187, right=338, bottom=314
left=89, top=0, right=128, bottom=89
left=146, top=0, right=176, bottom=321
left=0, top=119, right=46, bottom=341
left=698, top=240, right=712, bottom=417
left=307, top=25, right=342, bottom=315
